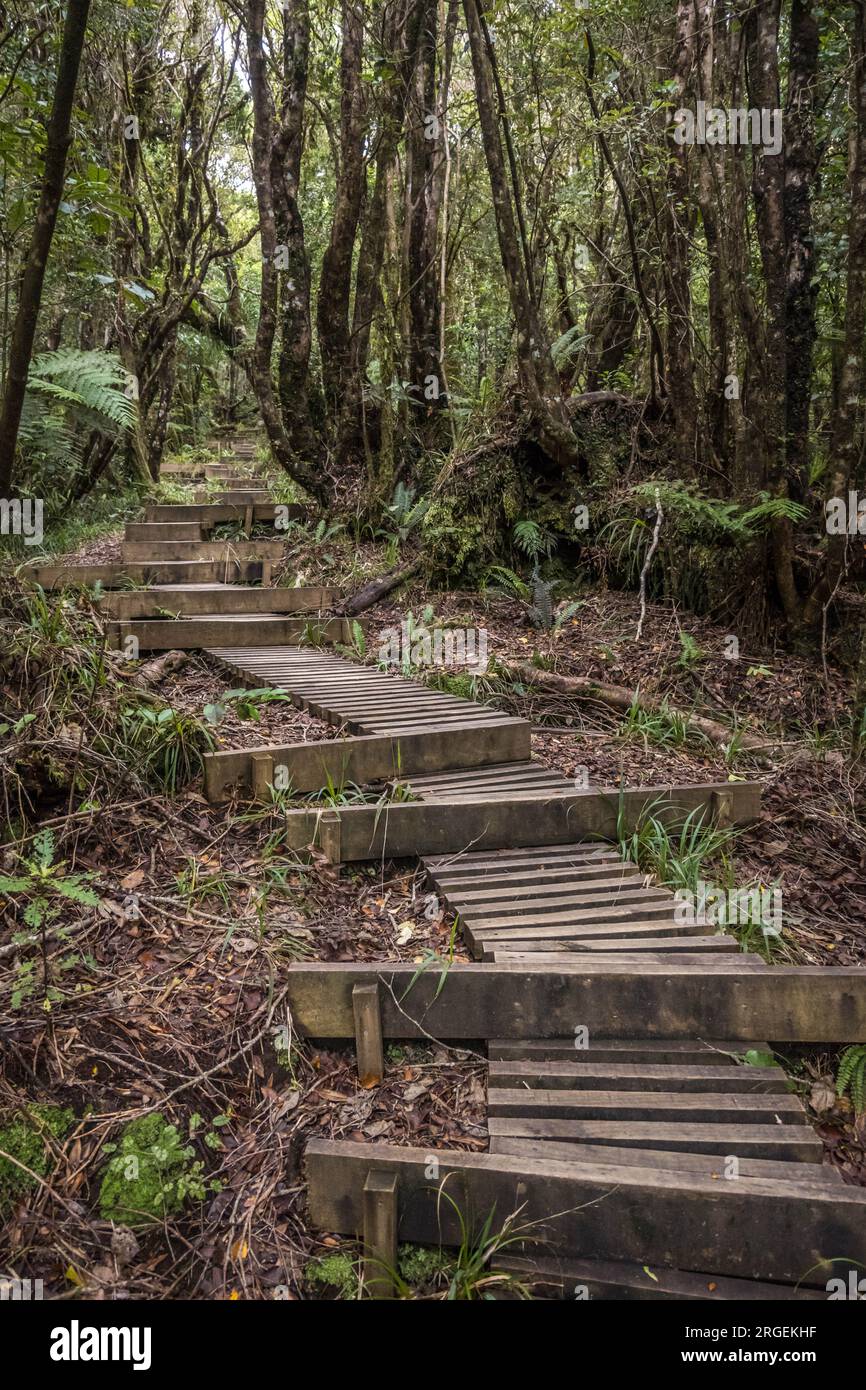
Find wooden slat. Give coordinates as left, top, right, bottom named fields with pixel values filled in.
left=487, top=1087, right=807, bottom=1124
left=488, top=1136, right=842, bottom=1182
left=488, top=1060, right=790, bottom=1092
left=486, top=1117, right=820, bottom=1160
left=493, top=1254, right=826, bottom=1300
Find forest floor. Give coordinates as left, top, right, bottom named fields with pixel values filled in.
left=2, top=521, right=865, bottom=1299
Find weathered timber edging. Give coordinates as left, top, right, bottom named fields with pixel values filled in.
left=99, top=584, right=338, bottom=620
left=202, top=720, right=532, bottom=801
left=285, top=960, right=866, bottom=1041
left=304, top=1138, right=866, bottom=1287
left=278, top=781, right=760, bottom=861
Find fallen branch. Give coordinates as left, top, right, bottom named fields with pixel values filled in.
left=337, top=556, right=422, bottom=617
left=503, top=662, right=774, bottom=752
left=131, top=650, right=189, bottom=688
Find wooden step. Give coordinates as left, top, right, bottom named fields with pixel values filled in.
left=121, top=538, right=285, bottom=563
left=493, top=1254, right=826, bottom=1300
left=488, top=1135, right=842, bottom=1182
left=203, top=720, right=532, bottom=801
left=488, top=1038, right=755, bottom=1064
left=98, top=584, right=337, bottom=620
left=280, top=782, right=761, bottom=861
left=305, top=1138, right=866, bottom=1286
left=486, top=1118, right=819, bottom=1160
left=125, top=521, right=203, bottom=542
left=484, top=936, right=739, bottom=959
left=145, top=502, right=304, bottom=524
left=487, top=1086, right=808, bottom=1126
left=488, top=1059, right=791, bottom=1092
left=24, top=559, right=271, bottom=588
left=108, top=615, right=350, bottom=651
left=285, top=960, right=866, bottom=1042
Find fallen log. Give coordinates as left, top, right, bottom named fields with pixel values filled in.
left=131, top=649, right=189, bottom=687
left=504, top=662, right=773, bottom=752
left=337, top=556, right=422, bottom=617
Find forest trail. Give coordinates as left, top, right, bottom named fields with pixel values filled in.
left=28, top=439, right=866, bottom=1301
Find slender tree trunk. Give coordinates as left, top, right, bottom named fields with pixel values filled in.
left=663, top=1, right=699, bottom=467
left=803, top=0, right=866, bottom=627
left=244, top=0, right=326, bottom=502
left=317, top=0, right=366, bottom=414
left=0, top=0, right=92, bottom=493
left=784, top=0, right=819, bottom=498
left=463, top=0, right=578, bottom=467
left=745, top=0, right=801, bottom=624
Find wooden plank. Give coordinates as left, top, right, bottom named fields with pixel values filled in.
left=487, top=1039, right=753, bottom=1064
left=488, top=1137, right=844, bottom=1183
left=285, top=960, right=866, bottom=1042
left=484, top=936, right=739, bottom=959
left=487, top=1060, right=789, bottom=1092
left=493, top=1254, right=826, bottom=1300
left=121, top=538, right=285, bottom=563
left=202, top=720, right=531, bottom=800
left=107, top=616, right=349, bottom=651
left=280, top=782, right=761, bottom=861
left=487, top=1087, right=807, bottom=1124
left=23, top=560, right=269, bottom=588
left=486, top=1118, right=820, bottom=1160
left=98, top=585, right=338, bottom=619
left=305, top=1139, right=866, bottom=1285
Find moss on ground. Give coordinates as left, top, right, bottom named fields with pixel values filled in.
left=0, top=1104, right=75, bottom=1210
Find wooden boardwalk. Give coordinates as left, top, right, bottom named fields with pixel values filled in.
left=62, top=443, right=866, bottom=1300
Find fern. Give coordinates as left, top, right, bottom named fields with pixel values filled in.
left=17, top=349, right=135, bottom=482
left=513, top=519, right=556, bottom=560
left=836, top=1046, right=866, bottom=1114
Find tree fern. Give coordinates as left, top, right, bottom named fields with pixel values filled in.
left=17, top=349, right=135, bottom=479
left=836, top=1045, right=866, bottom=1114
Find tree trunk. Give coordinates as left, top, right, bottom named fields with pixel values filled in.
left=317, top=0, right=366, bottom=414
left=463, top=0, right=579, bottom=468
left=803, top=0, right=866, bottom=627
left=784, top=0, right=820, bottom=498
left=0, top=0, right=92, bottom=494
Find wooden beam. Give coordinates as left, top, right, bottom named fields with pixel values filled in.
left=280, top=782, right=762, bottom=861
left=285, top=960, right=866, bottom=1042
left=305, top=1139, right=866, bottom=1286
left=202, top=721, right=532, bottom=801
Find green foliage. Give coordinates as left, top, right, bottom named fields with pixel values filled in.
left=836, top=1046, right=866, bottom=1114
left=617, top=801, right=739, bottom=898
left=386, top=482, right=430, bottom=542
left=512, top=518, right=556, bottom=560
left=677, top=631, right=703, bottom=668
left=120, top=705, right=215, bottom=792
left=18, top=350, right=135, bottom=488
left=0, top=1105, right=75, bottom=1210
left=304, top=1252, right=359, bottom=1299
left=203, top=687, right=292, bottom=726
left=98, top=1113, right=210, bottom=1226
left=0, top=830, right=101, bottom=1007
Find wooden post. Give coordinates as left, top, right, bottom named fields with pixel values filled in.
left=250, top=752, right=274, bottom=801
left=319, top=810, right=342, bottom=864
left=243, top=503, right=253, bottom=535
left=260, top=560, right=272, bottom=587
left=362, top=1169, right=398, bottom=1298
left=711, top=789, right=734, bottom=829
left=352, top=982, right=384, bottom=1087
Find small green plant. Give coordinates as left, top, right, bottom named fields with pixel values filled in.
left=677, top=631, right=703, bottom=669
left=512, top=518, right=556, bottom=560
left=98, top=1113, right=212, bottom=1226
left=0, top=1104, right=75, bottom=1210
left=120, top=704, right=214, bottom=791
left=0, top=829, right=100, bottom=1007
left=203, top=687, right=293, bottom=725
left=304, top=1251, right=359, bottom=1299
left=617, top=800, right=738, bottom=897
left=836, top=1046, right=866, bottom=1114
